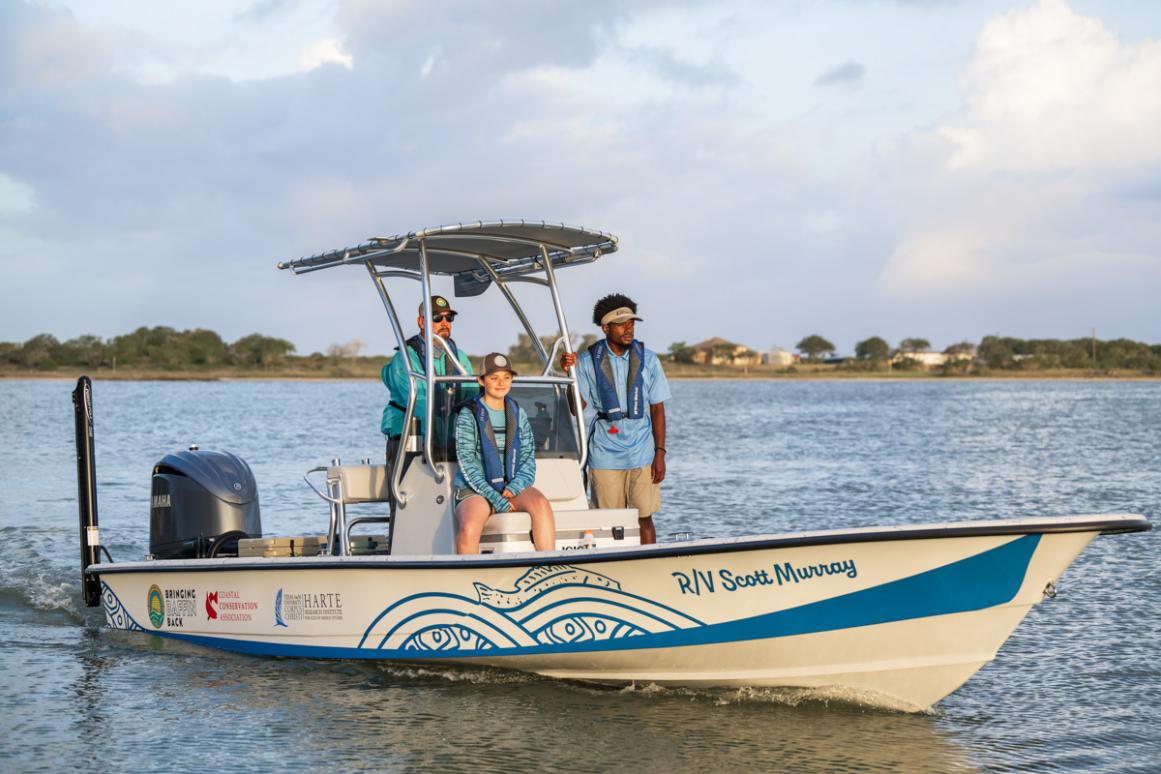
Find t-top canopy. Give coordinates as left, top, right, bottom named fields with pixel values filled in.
left=278, top=220, right=618, bottom=296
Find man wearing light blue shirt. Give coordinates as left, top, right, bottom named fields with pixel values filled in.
left=561, top=293, right=670, bottom=544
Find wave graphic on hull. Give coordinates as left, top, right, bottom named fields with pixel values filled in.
left=360, top=565, right=705, bottom=653
left=102, top=583, right=146, bottom=632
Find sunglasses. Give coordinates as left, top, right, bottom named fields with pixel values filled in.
left=431, top=313, right=456, bottom=323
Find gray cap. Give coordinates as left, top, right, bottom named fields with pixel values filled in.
left=481, top=352, right=518, bottom=377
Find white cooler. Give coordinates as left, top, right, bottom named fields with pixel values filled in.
left=479, top=508, right=641, bottom=554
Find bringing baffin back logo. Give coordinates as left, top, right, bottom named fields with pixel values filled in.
left=147, top=584, right=164, bottom=628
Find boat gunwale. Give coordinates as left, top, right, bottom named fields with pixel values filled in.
left=88, top=514, right=1149, bottom=575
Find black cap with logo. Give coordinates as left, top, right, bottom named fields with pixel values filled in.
left=419, top=295, right=457, bottom=318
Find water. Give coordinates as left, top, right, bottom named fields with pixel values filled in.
left=1, top=378, right=1158, bottom=772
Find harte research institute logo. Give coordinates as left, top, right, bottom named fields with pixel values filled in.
left=147, top=584, right=164, bottom=628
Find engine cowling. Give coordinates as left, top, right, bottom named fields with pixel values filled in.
left=149, top=448, right=261, bottom=559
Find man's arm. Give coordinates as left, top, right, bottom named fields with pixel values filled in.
left=388, top=348, right=427, bottom=410
left=650, top=402, right=666, bottom=484
left=645, top=351, right=670, bottom=485
left=560, top=351, right=590, bottom=413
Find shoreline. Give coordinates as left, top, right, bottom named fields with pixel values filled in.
left=4, top=370, right=1159, bottom=382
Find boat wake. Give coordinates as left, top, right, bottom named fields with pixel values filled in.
left=0, top=526, right=86, bottom=618
left=614, top=681, right=931, bottom=714
left=372, top=662, right=542, bottom=685
left=374, top=663, right=929, bottom=712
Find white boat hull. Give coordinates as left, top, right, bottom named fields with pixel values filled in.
left=95, top=516, right=1142, bottom=711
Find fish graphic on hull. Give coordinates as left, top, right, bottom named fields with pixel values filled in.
left=473, top=565, right=621, bottom=609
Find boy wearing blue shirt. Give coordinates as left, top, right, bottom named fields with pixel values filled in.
left=561, top=293, right=670, bottom=544
left=453, top=353, right=556, bottom=555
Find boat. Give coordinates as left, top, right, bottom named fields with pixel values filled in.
left=73, top=220, right=1151, bottom=712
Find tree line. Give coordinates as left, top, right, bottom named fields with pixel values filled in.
left=4, top=327, right=1160, bottom=374
left=789, top=333, right=1161, bottom=371
left=0, top=327, right=300, bottom=371
left=1, top=327, right=596, bottom=373
left=506, top=333, right=600, bottom=364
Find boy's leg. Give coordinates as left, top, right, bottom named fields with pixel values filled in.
left=510, top=486, right=556, bottom=551
left=454, top=496, right=493, bottom=555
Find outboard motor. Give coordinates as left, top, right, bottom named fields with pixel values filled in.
left=149, top=448, right=261, bottom=559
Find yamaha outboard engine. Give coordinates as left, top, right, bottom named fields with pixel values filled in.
left=149, top=448, right=261, bottom=559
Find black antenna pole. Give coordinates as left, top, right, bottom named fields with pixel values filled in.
left=72, top=376, right=102, bottom=607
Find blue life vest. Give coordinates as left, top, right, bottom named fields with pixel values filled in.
left=472, top=396, right=521, bottom=492
left=588, top=339, right=645, bottom=421
left=406, top=334, right=463, bottom=405
left=407, top=334, right=460, bottom=371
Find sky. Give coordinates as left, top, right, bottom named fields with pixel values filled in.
left=1, top=0, right=1159, bottom=357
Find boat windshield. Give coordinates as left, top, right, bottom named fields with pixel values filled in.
left=428, top=381, right=580, bottom=464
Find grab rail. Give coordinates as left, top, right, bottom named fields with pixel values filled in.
left=542, top=335, right=567, bottom=377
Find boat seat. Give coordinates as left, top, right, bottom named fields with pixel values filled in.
left=480, top=508, right=641, bottom=553
left=327, top=464, right=391, bottom=503
left=525, top=458, right=589, bottom=510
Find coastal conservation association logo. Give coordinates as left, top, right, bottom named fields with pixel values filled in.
left=147, top=584, right=164, bottom=628
left=203, top=590, right=257, bottom=622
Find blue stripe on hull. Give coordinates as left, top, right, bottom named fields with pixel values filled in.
left=111, top=535, right=1040, bottom=661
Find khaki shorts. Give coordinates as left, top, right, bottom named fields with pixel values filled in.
left=590, top=466, right=660, bottom=518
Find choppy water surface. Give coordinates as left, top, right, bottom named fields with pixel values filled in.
left=1, top=379, right=1157, bottom=772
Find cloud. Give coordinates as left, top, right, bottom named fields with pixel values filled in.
left=1, top=0, right=766, bottom=352
left=0, top=173, right=37, bottom=216
left=0, top=2, right=119, bottom=96
left=878, top=0, right=1161, bottom=300
left=236, top=0, right=301, bottom=23
left=942, top=0, right=1161, bottom=173
left=619, top=45, right=739, bottom=88
left=815, top=60, right=865, bottom=89
left=299, top=38, right=353, bottom=71
left=419, top=47, right=440, bottom=78
left=2, top=0, right=1159, bottom=356
left=337, top=0, right=635, bottom=85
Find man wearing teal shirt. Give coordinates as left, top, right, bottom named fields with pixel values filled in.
left=381, top=295, right=476, bottom=464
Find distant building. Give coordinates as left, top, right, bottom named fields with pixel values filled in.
left=763, top=349, right=799, bottom=367
left=692, top=337, right=763, bottom=367
left=892, top=351, right=973, bottom=368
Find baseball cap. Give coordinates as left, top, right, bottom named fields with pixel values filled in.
left=481, top=352, right=518, bottom=377
left=599, top=306, right=643, bottom=326
left=419, top=295, right=457, bottom=317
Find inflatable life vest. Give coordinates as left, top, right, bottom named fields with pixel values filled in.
left=406, top=334, right=461, bottom=371
left=406, top=334, right=463, bottom=405
left=588, top=339, right=645, bottom=421
left=472, top=395, right=521, bottom=491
